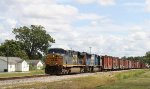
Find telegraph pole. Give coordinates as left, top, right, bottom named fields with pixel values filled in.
left=6, top=45, right=9, bottom=72
left=89, top=47, right=92, bottom=54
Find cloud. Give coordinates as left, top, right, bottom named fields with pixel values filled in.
left=76, top=0, right=95, bottom=4
left=22, top=4, right=78, bottom=19
left=0, top=0, right=110, bottom=52
left=97, top=0, right=116, bottom=6
left=0, top=0, right=150, bottom=58
left=90, top=21, right=98, bottom=27
left=121, top=0, right=150, bottom=13
left=145, top=0, right=150, bottom=12
left=0, top=17, right=16, bottom=42
left=77, top=13, right=105, bottom=20
left=72, top=23, right=150, bottom=57
left=123, top=2, right=144, bottom=7
left=130, top=25, right=143, bottom=32
left=131, top=31, right=147, bottom=40
left=76, top=0, right=116, bottom=6
left=0, top=0, right=107, bottom=31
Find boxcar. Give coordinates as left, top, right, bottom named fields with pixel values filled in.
left=133, top=61, right=137, bottom=69
left=140, top=62, right=147, bottom=68
left=128, top=60, right=132, bottom=69
left=124, top=60, right=129, bottom=69
left=112, top=57, right=120, bottom=70
left=137, top=61, right=140, bottom=69
left=102, top=56, right=113, bottom=70
left=132, top=61, right=135, bottom=69
left=119, top=59, right=124, bottom=69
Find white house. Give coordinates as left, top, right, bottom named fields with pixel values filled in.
left=28, top=60, right=44, bottom=70
left=0, top=56, right=29, bottom=72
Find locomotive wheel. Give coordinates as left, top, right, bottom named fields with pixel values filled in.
left=64, top=70, right=68, bottom=74
left=80, top=68, right=85, bottom=73
left=61, top=69, right=66, bottom=74
left=67, top=70, right=71, bottom=74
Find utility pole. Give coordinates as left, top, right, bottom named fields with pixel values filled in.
left=6, top=45, right=9, bottom=72
left=89, top=47, right=92, bottom=54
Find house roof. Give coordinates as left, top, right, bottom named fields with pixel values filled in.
left=0, top=56, right=24, bottom=64
left=27, top=60, right=43, bottom=66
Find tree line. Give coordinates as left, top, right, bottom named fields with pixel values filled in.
left=0, top=25, right=55, bottom=60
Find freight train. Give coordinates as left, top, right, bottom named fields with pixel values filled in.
left=45, top=48, right=147, bottom=74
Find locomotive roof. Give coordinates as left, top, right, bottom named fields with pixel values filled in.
left=48, top=48, right=67, bottom=54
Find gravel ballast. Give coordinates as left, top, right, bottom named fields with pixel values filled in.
left=0, top=73, right=95, bottom=86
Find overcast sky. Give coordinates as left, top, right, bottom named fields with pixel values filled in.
left=0, top=0, right=150, bottom=57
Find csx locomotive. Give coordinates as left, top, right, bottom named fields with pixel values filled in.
left=45, top=48, right=147, bottom=75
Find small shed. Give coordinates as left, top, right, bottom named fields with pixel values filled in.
left=0, top=56, right=29, bottom=72
left=28, top=60, right=44, bottom=70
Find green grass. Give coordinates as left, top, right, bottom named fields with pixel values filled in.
left=1, top=69, right=150, bottom=89
left=0, top=70, right=45, bottom=78
left=97, top=69, right=150, bottom=89
left=115, top=69, right=145, bottom=80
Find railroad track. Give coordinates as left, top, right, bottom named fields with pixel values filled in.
left=0, top=70, right=126, bottom=81
left=0, top=72, right=94, bottom=81
left=0, top=74, right=50, bottom=81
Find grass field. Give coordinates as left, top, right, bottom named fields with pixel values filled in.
left=0, top=70, right=45, bottom=78
left=97, top=69, right=150, bottom=89
left=3, top=69, right=150, bottom=89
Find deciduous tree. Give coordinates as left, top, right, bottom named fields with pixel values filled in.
left=0, top=40, right=28, bottom=59
left=13, top=25, right=55, bottom=59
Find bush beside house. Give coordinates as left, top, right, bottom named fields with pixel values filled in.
left=27, top=60, right=44, bottom=70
